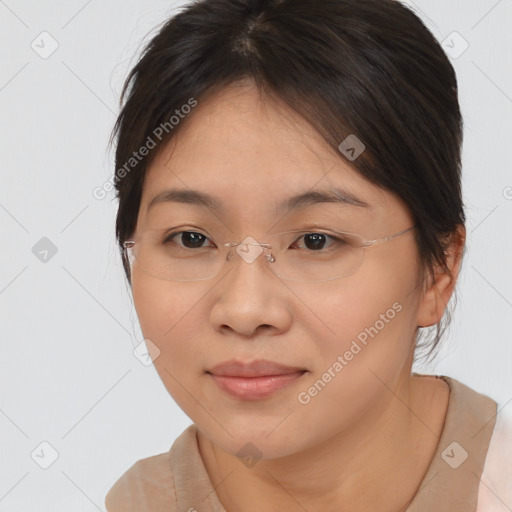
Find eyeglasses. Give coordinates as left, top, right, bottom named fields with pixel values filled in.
left=123, top=225, right=416, bottom=283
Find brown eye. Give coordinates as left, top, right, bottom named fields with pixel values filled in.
left=164, top=231, right=213, bottom=249
left=290, top=232, right=344, bottom=252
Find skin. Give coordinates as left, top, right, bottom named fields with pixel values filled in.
left=128, top=79, right=465, bottom=511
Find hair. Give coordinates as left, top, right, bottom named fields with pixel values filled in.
left=109, top=0, right=466, bottom=364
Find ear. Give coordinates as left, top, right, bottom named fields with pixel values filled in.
left=416, top=225, right=466, bottom=328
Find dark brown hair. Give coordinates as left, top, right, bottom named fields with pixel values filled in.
left=110, top=0, right=465, bottom=363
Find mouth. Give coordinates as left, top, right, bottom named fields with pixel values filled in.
left=206, top=359, right=308, bottom=400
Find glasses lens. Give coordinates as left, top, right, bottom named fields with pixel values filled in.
left=267, top=230, right=365, bottom=282
left=127, top=229, right=366, bottom=282
left=129, top=229, right=225, bottom=281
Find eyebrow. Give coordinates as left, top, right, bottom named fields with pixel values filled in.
left=147, top=186, right=369, bottom=212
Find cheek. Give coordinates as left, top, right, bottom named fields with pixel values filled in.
left=303, top=252, right=422, bottom=387
left=131, top=271, right=174, bottom=339
left=131, top=274, right=217, bottom=426
left=131, top=272, right=204, bottom=376
left=284, top=258, right=422, bottom=446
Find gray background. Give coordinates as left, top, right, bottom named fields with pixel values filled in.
left=1, top=0, right=511, bottom=510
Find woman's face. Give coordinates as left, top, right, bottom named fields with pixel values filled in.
left=129, top=81, right=425, bottom=459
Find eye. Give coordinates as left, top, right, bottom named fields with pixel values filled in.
left=163, top=231, right=215, bottom=249
left=290, top=232, right=346, bottom=251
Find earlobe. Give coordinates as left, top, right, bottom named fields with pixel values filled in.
left=416, top=225, right=466, bottom=328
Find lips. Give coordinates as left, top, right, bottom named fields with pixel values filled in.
left=207, top=359, right=308, bottom=400
left=207, top=359, right=306, bottom=377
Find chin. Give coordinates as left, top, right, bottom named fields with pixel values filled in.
left=196, top=417, right=310, bottom=461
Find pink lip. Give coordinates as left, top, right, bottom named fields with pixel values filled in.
left=207, top=360, right=307, bottom=400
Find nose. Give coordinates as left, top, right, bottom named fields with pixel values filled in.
left=209, top=241, right=293, bottom=338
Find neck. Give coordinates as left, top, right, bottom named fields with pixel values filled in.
left=197, top=371, right=449, bottom=512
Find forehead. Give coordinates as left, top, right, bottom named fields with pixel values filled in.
left=138, top=82, right=404, bottom=225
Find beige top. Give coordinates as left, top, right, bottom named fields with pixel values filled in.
left=105, top=374, right=511, bottom=511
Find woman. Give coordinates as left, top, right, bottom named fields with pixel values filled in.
left=105, top=0, right=512, bottom=510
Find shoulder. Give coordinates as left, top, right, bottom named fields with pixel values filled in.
left=476, top=401, right=512, bottom=511
left=105, top=450, right=176, bottom=511
left=105, top=425, right=199, bottom=512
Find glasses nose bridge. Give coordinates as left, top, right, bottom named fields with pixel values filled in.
left=225, top=236, right=275, bottom=266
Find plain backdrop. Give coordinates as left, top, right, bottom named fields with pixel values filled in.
left=0, top=0, right=511, bottom=510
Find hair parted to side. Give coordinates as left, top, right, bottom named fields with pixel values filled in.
left=109, top=0, right=466, bottom=364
